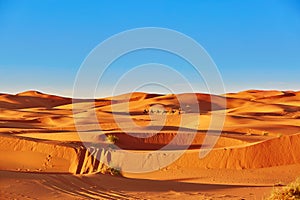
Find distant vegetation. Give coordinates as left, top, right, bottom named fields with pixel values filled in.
left=107, top=167, right=121, bottom=176
left=262, top=131, right=269, bottom=136
left=266, top=178, right=300, bottom=200
left=106, top=134, right=119, bottom=144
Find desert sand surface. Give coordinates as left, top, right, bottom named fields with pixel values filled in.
left=1, top=90, right=300, bottom=199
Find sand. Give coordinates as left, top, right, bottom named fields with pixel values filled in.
left=0, top=90, right=300, bottom=199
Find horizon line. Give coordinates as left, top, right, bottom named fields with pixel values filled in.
left=1, top=88, right=299, bottom=99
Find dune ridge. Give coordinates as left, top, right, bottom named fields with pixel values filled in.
left=0, top=133, right=116, bottom=175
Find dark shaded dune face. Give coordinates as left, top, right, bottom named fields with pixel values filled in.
left=108, top=92, right=152, bottom=101
left=277, top=91, right=295, bottom=97
left=144, top=93, right=164, bottom=99
left=254, top=92, right=296, bottom=101
left=99, top=132, right=246, bottom=150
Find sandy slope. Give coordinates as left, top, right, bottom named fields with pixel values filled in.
left=0, top=89, right=300, bottom=199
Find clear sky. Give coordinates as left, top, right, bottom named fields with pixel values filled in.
left=0, top=0, right=299, bottom=97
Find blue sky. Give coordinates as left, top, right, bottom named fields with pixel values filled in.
left=0, top=0, right=299, bottom=97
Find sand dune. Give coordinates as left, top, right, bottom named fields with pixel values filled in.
left=1, top=90, right=300, bottom=199
left=0, top=91, right=72, bottom=109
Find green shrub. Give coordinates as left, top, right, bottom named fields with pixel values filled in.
left=263, top=131, right=269, bottom=136
left=107, top=167, right=121, bottom=176
left=266, top=178, right=300, bottom=200
left=106, top=134, right=119, bottom=144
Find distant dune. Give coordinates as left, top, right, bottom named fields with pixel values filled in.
left=1, top=90, right=300, bottom=199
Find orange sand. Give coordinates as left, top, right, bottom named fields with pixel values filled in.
left=0, top=90, right=300, bottom=199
